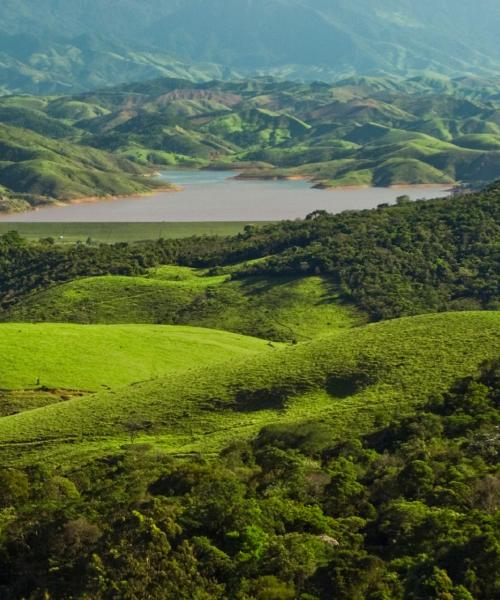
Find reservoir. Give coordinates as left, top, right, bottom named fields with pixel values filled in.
left=0, top=170, right=451, bottom=222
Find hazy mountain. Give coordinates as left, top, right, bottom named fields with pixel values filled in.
left=1, top=1, right=500, bottom=93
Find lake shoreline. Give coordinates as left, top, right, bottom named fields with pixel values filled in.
left=3, top=185, right=180, bottom=217
left=64, top=185, right=180, bottom=206
left=0, top=169, right=452, bottom=223
left=233, top=173, right=311, bottom=182
left=314, top=183, right=456, bottom=192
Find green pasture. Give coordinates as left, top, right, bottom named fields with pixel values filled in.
left=0, top=222, right=270, bottom=243
left=6, top=268, right=361, bottom=341
left=0, top=322, right=275, bottom=391
left=0, top=311, right=497, bottom=466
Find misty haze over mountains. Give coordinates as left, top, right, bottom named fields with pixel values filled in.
left=2, top=0, right=500, bottom=93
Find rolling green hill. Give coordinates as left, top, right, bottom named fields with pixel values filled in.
left=0, top=321, right=276, bottom=418
left=5, top=266, right=361, bottom=341
left=0, top=322, right=274, bottom=392
left=0, top=123, right=162, bottom=212
left=81, top=75, right=500, bottom=187
left=0, top=311, right=498, bottom=466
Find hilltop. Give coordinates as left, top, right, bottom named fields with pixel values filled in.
left=0, top=322, right=275, bottom=392
left=5, top=266, right=360, bottom=341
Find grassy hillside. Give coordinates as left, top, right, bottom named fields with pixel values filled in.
left=75, top=76, right=500, bottom=188
left=0, top=360, right=497, bottom=600
left=0, top=322, right=274, bottom=392
left=0, top=311, right=498, bottom=466
left=0, top=123, right=162, bottom=212
left=5, top=266, right=361, bottom=341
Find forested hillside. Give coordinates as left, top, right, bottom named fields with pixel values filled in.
left=0, top=345, right=498, bottom=598
left=0, top=182, right=498, bottom=598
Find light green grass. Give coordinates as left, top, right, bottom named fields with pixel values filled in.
left=0, top=323, right=276, bottom=392
left=7, top=273, right=215, bottom=325
left=0, top=222, right=271, bottom=243
left=181, top=275, right=361, bottom=340
left=0, top=312, right=498, bottom=466
left=6, top=270, right=361, bottom=341
left=146, top=265, right=229, bottom=286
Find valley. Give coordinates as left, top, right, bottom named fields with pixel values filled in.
left=0, top=3, right=499, bottom=596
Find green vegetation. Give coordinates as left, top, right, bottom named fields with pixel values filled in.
left=0, top=222, right=269, bottom=243
left=0, top=312, right=498, bottom=466
left=0, top=359, right=498, bottom=598
left=7, top=74, right=500, bottom=212
left=0, top=180, right=498, bottom=596
left=1, top=3, right=500, bottom=595
left=0, top=322, right=275, bottom=392
left=7, top=267, right=360, bottom=341
left=0, top=123, right=162, bottom=212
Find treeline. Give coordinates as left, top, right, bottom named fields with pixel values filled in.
left=1, top=185, right=499, bottom=319
left=230, top=188, right=500, bottom=319
left=0, top=361, right=498, bottom=599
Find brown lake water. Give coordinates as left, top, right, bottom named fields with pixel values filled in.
left=0, top=170, right=452, bottom=222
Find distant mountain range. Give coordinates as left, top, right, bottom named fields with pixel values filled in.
left=2, top=1, right=500, bottom=94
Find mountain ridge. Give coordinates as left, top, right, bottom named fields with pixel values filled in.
left=2, top=1, right=500, bottom=94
